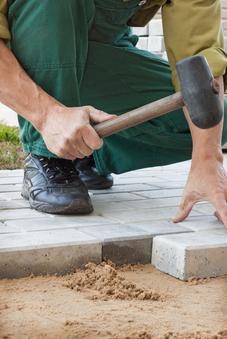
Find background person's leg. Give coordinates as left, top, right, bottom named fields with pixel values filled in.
left=8, top=0, right=95, bottom=157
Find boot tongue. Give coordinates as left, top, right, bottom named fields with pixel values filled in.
left=74, top=156, right=95, bottom=171
left=39, top=157, right=78, bottom=184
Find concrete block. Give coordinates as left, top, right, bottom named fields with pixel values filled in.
left=137, top=37, right=149, bottom=50
left=148, top=19, right=163, bottom=36
left=152, top=229, right=227, bottom=280
left=162, top=51, right=168, bottom=61
left=0, top=208, right=47, bottom=221
left=179, top=215, right=223, bottom=232
left=93, top=201, right=134, bottom=214
left=133, top=26, right=149, bottom=36
left=0, top=169, right=23, bottom=177
left=0, top=184, right=22, bottom=193
left=128, top=220, right=191, bottom=237
left=148, top=36, right=165, bottom=53
left=135, top=188, right=184, bottom=199
left=89, top=183, right=156, bottom=194
left=79, top=224, right=153, bottom=264
left=0, top=229, right=101, bottom=278
left=5, top=214, right=117, bottom=231
left=194, top=203, right=215, bottom=215
left=224, top=37, right=227, bottom=51
left=0, top=191, right=22, bottom=201
left=0, top=177, right=22, bottom=185
left=0, top=199, right=29, bottom=210
left=79, top=223, right=151, bottom=242
left=103, top=207, right=201, bottom=223
left=103, top=238, right=152, bottom=265
left=122, top=197, right=181, bottom=209
left=0, top=221, right=19, bottom=234
left=92, top=192, right=146, bottom=203
left=151, top=181, right=186, bottom=189
left=0, top=103, right=18, bottom=127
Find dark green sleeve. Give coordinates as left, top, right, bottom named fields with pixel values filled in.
left=162, top=0, right=227, bottom=91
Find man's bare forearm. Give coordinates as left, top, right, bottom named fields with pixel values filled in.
left=0, top=39, right=113, bottom=159
left=0, top=39, right=63, bottom=132
left=183, top=76, right=224, bottom=164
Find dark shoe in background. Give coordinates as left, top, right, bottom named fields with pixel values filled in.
left=22, top=154, right=93, bottom=215
left=74, top=156, right=113, bottom=190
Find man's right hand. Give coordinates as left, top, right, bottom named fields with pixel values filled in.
left=0, top=40, right=115, bottom=160
left=39, top=105, right=115, bottom=160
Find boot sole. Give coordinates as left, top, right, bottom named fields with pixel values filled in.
left=84, top=180, right=114, bottom=190
left=22, top=190, right=93, bottom=215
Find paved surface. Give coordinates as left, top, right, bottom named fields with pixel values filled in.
left=0, top=157, right=227, bottom=279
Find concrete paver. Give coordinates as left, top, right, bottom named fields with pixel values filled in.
left=0, top=158, right=226, bottom=279
left=152, top=229, right=227, bottom=280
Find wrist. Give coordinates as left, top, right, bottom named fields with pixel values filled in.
left=31, top=99, right=64, bottom=133
left=192, top=145, right=223, bottom=164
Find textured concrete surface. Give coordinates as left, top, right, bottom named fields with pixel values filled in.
left=0, top=157, right=227, bottom=279
left=152, top=229, right=227, bottom=280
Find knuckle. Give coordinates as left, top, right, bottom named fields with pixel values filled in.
left=93, top=138, right=103, bottom=149
left=84, top=105, right=94, bottom=114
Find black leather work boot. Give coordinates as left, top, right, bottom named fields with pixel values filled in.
left=22, top=154, right=93, bottom=215
left=74, top=156, right=113, bottom=190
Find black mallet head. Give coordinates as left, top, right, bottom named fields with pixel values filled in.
left=176, top=55, right=223, bottom=129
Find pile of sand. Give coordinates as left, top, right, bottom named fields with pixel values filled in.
left=111, top=330, right=227, bottom=339
left=64, top=262, right=162, bottom=301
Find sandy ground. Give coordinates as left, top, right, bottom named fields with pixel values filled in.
left=0, top=262, right=227, bottom=339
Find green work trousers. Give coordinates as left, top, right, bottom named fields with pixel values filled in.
left=7, top=0, right=227, bottom=175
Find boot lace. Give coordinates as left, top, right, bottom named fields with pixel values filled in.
left=38, top=157, right=79, bottom=184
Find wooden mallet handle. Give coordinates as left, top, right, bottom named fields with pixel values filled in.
left=94, top=92, right=184, bottom=138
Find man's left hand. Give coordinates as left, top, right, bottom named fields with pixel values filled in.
left=173, top=154, right=227, bottom=229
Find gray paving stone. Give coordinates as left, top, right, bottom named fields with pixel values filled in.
left=0, top=208, right=47, bottom=221
left=0, top=191, right=22, bottom=201
left=92, top=192, right=146, bottom=202
left=103, top=238, right=152, bottom=265
left=90, top=183, right=160, bottom=194
left=102, top=207, right=201, bottom=223
left=0, top=228, right=99, bottom=250
left=113, top=176, right=164, bottom=186
left=0, top=176, right=23, bottom=185
left=0, top=184, right=22, bottom=193
left=0, top=157, right=226, bottom=278
left=0, top=169, right=23, bottom=177
left=0, top=229, right=101, bottom=278
left=79, top=224, right=151, bottom=242
left=127, top=220, right=191, bottom=236
left=92, top=201, right=134, bottom=215
left=179, top=215, right=223, bottom=231
left=134, top=188, right=184, bottom=199
left=78, top=224, right=153, bottom=264
left=152, top=229, right=227, bottom=280
left=122, top=197, right=181, bottom=209
left=149, top=181, right=186, bottom=189
left=194, top=203, right=215, bottom=215
left=5, top=214, right=118, bottom=232
left=0, top=221, right=19, bottom=234
left=0, top=199, right=29, bottom=210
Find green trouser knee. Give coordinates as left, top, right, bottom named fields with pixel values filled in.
left=8, top=0, right=227, bottom=175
